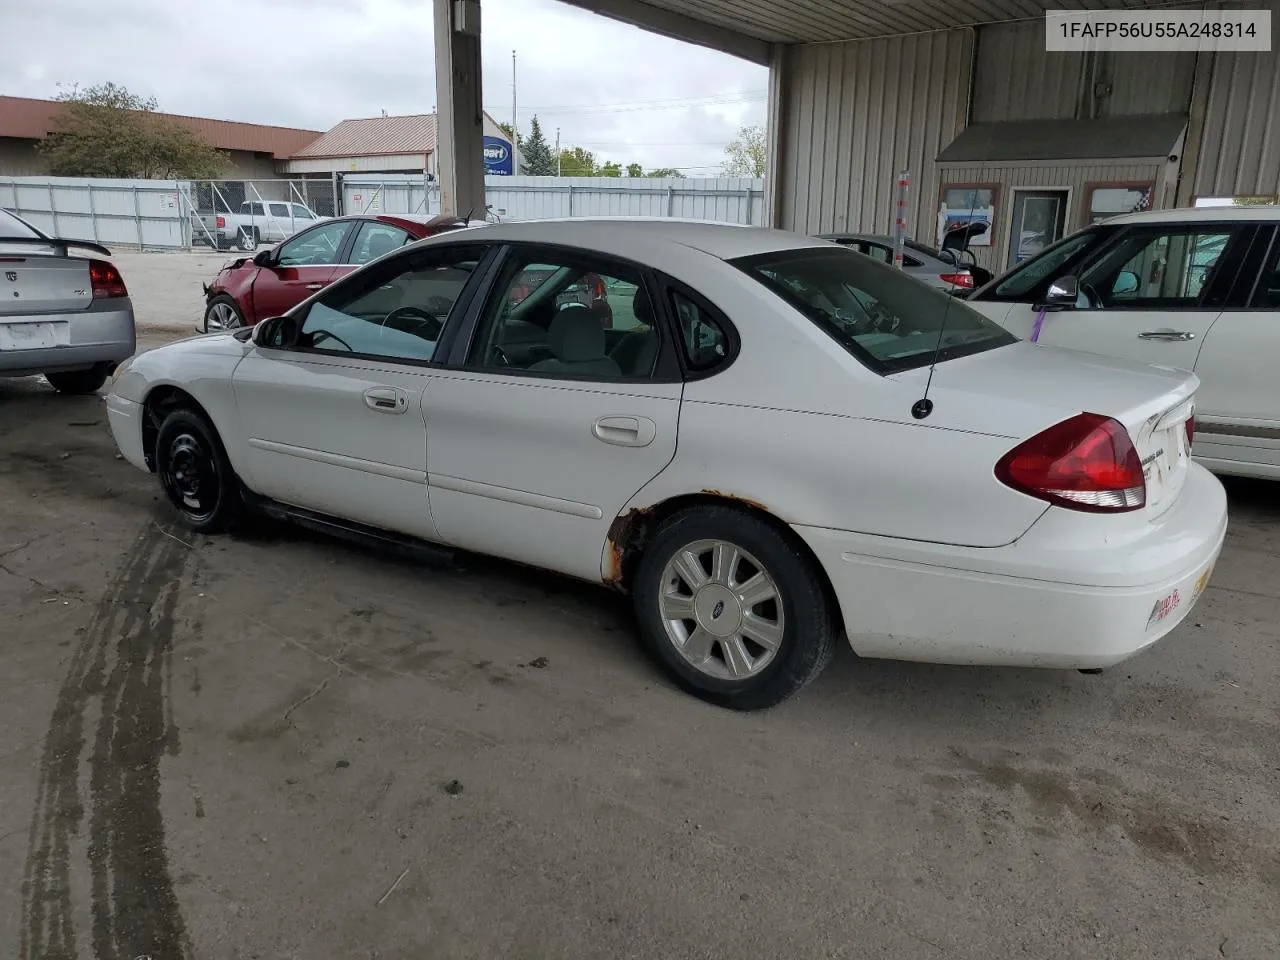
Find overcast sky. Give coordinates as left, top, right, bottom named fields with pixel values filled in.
left=0, top=0, right=767, bottom=175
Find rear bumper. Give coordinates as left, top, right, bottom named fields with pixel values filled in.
left=795, top=463, right=1228, bottom=669
left=0, top=300, right=136, bottom=377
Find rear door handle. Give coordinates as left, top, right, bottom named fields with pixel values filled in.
left=363, top=386, right=408, bottom=414
left=592, top=416, right=657, bottom=447
left=305, top=282, right=325, bottom=291
left=1138, top=330, right=1195, bottom=341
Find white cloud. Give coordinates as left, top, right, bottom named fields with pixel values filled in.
left=0, top=0, right=767, bottom=175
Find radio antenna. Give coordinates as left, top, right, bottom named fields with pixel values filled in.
left=912, top=190, right=980, bottom=420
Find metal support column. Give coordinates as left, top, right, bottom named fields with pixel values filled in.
left=762, top=42, right=788, bottom=229
left=434, top=0, right=487, bottom=218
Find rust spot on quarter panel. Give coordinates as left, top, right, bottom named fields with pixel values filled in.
left=700, top=489, right=769, bottom=512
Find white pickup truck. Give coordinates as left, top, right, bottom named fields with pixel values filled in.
left=195, top=201, right=328, bottom=252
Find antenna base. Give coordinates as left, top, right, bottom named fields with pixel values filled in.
left=911, top=398, right=934, bottom=420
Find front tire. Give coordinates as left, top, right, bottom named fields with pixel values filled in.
left=45, top=365, right=109, bottom=395
left=204, top=295, right=245, bottom=332
left=154, top=408, right=242, bottom=533
left=632, top=506, right=837, bottom=710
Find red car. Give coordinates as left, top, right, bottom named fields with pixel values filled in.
left=200, top=213, right=474, bottom=331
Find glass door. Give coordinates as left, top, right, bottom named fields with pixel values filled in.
left=1007, top=190, right=1069, bottom=269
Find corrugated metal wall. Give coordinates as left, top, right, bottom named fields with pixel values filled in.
left=938, top=162, right=1163, bottom=272
left=971, top=20, right=1195, bottom=121
left=775, top=29, right=973, bottom=239
left=971, top=20, right=1083, bottom=121
left=1192, top=48, right=1280, bottom=198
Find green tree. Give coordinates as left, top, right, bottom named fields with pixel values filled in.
left=626, top=162, right=644, bottom=178
left=496, top=122, right=523, bottom=149
left=722, top=125, right=766, bottom=178
left=39, top=81, right=229, bottom=179
left=598, top=161, right=622, bottom=178
left=557, top=146, right=598, bottom=177
left=521, top=116, right=556, bottom=176
left=646, top=167, right=682, bottom=178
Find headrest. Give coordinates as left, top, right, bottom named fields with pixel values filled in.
left=547, top=305, right=605, bottom=362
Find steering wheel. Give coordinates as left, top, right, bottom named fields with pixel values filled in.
left=384, top=305, right=443, bottom=340
left=867, top=301, right=900, bottom=334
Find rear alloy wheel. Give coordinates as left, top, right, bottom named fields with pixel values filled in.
left=154, top=408, right=242, bottom=533
left=633, top=506, right=837, bottom=710
left=204, top=295, right=245, bottom=331
left=45, top=365, right=110, bottom=395
left=237, top=228, right=258, bottom=252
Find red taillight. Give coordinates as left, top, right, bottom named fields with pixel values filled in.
left=939, top=272, right=975, bottom=288
left=995, top=412, right=1145, bottom=513
left=216, top=215, right=226, bottom=228
left=88, top=259, right=128, bottom=300
left=1185, top=416, right=1195, bottom=450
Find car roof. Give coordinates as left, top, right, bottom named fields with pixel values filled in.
left=1103, top=204, right=1280, bottom=225
left=448, top=217, right=831, bottom=260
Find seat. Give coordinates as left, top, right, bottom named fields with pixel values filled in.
left=609, top=288, right=660, bottom=377
left=361, top=231, right=400, bottom=263
left=529, top=305, right=622, bottom=377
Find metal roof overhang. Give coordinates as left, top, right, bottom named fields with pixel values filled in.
left=554, top=0, right=1200, bottom=62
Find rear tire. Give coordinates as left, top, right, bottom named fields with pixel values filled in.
left=632, top=505, right=837, bottom=710
left=237, top=227, right=258, bottom=252
left=45, top=365, right=109, bottom=395
left=154, top=407, right=242, bottom=534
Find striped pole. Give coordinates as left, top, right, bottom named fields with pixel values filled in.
left=892, top=171, right=909, bottom=270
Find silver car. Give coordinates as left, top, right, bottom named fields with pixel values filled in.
left=0, top=208, right=136, bottom=394
left=817, top=232, right=982, bottom=294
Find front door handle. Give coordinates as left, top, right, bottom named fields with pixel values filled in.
left=1138, top=330, right=1195, bottom=341
left=305, top=282, right=325, bottom=291
left=592, top=416, right=657, bottom=447
left=363, top=386, right=407, bottom=414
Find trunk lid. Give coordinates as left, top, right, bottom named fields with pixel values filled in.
left=0, top=251, right=93, bottom=316
left=892, top=341, right=1196, bottom=520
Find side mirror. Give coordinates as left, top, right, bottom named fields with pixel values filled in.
left=253, top=315, right=298, bottom=349
left=1040, top=275, right=1079, bottom=310
left=1112, top=270, right=1140, bottom=296
left=252, top=248, right=276, bottom=267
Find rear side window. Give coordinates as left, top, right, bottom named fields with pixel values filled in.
left=269, top=203, right=291, bottom=218
left=670, top=291, right=730, bottom=371
left=1253, top=235, right=1280, bottom=308
left=734, top=248, right=1016, bottom=374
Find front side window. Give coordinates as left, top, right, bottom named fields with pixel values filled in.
left=1077, top=227, right=1238, bottom=308
left=351, top=222, right=411, bottom=265
left=277, top=221, right=351, bottom=267
left=469, top=249, right=660, bottom=379
left=734, top=249, right=1016, bottom=374
left=298, top=245, right=485, bottom=362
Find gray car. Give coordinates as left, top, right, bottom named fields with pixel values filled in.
left=816, top=232, right=980, bottom=294
left=0, top=208, right=136, bottom=394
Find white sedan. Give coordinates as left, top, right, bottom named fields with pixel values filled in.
left=105, top=218, right=1227, bottom=709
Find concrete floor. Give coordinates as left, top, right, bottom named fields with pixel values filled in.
left=2, top=344, right=1279, bottom=958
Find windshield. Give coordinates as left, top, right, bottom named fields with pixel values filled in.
left=733, top=248, right=1017, bottom=374
left=986, top=226, right=1110, bottom=299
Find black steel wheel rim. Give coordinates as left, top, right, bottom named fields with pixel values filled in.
left=162, top=432, right=219, bottom=522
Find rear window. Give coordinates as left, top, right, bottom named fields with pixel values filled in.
left=732, top=248, right=1017, bottom=374
left=0, top=208, right=43, bottom=239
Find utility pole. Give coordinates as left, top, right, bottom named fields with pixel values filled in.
left=555, top=127, right=561, bottom=176
left=511, top=49, right=518, bottom=173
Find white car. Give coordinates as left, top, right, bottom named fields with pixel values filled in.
left=105, top=218, right=1227, bottom=709
left=967, top=205, right=1280, bottom=480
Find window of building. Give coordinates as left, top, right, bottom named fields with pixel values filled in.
left=1085, top=183, right=1154, bottom=225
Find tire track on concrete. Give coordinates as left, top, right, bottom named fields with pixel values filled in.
left=20, top=522, right=195, bottom=960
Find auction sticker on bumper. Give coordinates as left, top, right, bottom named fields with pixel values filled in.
left=1148, top=589, right=1182, bottom=627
